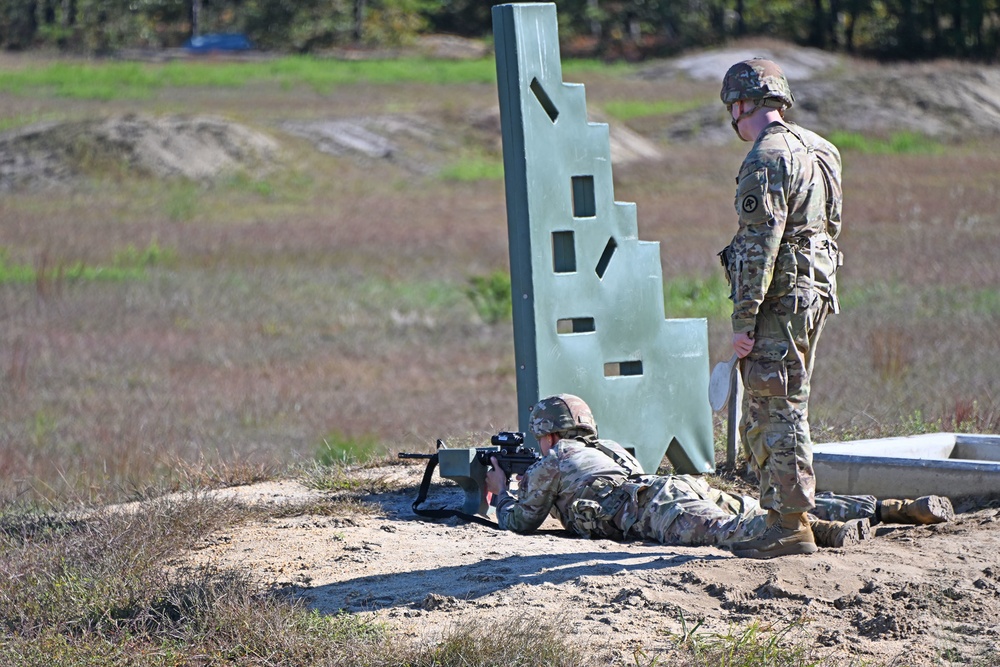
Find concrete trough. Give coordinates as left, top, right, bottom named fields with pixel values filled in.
left=813, top=432, right=1000, bottom=499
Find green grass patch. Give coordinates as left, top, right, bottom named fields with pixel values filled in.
left=562, top=58, right=637, bottom=77
left=0, top=242, right=174, bottom=285
left=663, top=274, right=731, bottom=319
left=836, top=280, right=908, bottom=310
left=466, top=270, right=512, bottom=323
left=839, top=281, right=1000, bottom=317
left=223, top=172, right=276, bottom=197
left=0, top=56, right=500, bottom=100
left=316, top=431, right=383, bottom=466
left=440, top=155, right=504, bottom=182
left=461, top=272, right=729, bottom=324
left=164, top=182, right=201, bottom=222
left=0, top=55, right=644, bottom=100
left=0, top=249, right=36, bottom=283
left=828, top=130, right=943, bottom=155
left=158, top=170, right=311, bottom=222
left=666, top=614, right=822, bottom=667
left=358, top=276, right=466, bottom=312
left=0, top=112, right=56, bottom=133
left=603, top=98, right=709, bottom=121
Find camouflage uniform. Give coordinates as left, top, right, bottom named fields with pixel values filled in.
left=721, top=72, right=843, bottom=517
left=495, top=437, right=875, bottom=547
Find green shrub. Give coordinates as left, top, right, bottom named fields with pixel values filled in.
left=466, top=270, right=513, bottom=324
left=663, top=274, right=731, bottom=319
left=316, top=431, right=382, bottom=465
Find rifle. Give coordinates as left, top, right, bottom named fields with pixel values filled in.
left=398, top=432, right=540, bottom=521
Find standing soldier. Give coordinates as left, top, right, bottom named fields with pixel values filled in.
left=718, top=59, right=845, bottom=559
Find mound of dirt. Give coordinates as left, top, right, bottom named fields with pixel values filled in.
left=179, top=468, right=1000, bottom=665
left=280, top=115, right=455, bottom=175
left=0, top=113, right=279, bottom=191
left=281, top=109, right=662, bottom=174
left=640, top=46, right=1000, bottom=144
left=794, top=62, right=1000, bottom=139
left=639, top=42, right=843, bottom=83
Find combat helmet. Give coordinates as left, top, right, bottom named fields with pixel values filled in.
left=528, top=394, right=597, bottom=438
left=720, top=58, right=794, bottom=110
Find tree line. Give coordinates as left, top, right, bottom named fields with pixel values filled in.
left=1, top=0, right=997, bottom=61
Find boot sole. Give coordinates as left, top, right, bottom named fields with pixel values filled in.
left=831, top=518, right=871, bottom=548
left=911, top=496, right=954, bottom=524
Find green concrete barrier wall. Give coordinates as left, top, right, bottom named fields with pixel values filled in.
left=493, top=2, right=715, bottom=474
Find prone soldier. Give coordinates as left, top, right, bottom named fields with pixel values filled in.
left=486, top=394, right=953, bottom=554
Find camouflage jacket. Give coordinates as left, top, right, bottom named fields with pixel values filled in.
left=725, top=121, right=843, bottom=334
left=494, top=437, right=650, bottom=537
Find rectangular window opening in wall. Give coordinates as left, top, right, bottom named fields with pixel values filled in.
left=552, top=231, right=576, bottom=273
left=572, top=175, right=596, bottom=218
left=595, top=237, right=617, bottom=279
left=604, top=360, right=643, bottom=377
left=556, top=317, right=596, bottom=334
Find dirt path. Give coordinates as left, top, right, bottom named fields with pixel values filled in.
left=180, top=468, right=1000, bottom=666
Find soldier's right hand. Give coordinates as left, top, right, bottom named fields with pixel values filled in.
left=486, top=456, right=508, bottom=496
left=733, top=331, right=755, bottom=358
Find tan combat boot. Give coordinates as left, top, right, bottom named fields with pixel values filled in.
left=878, top=496, right=954, bottom=524
left=732, top=512, right=817, bottom=559
left=808, top=516, right=871, bottom=548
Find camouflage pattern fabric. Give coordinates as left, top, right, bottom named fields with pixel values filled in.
left=495, top=437, right=644, bottom=536
left=496, top=437, right=876, bottom=547
left=726, top=122, right=841, bottom=333
left=720, top=58, right=795, bottom=110
left=725, top=120, right=843, bottom=517
left=626, top=474, right=767, bottom=546
left=812, top=491, right=877, bottom=522
left=740, top=291, right=829, bottom=513
left=528, top=394, right=597, bottom=438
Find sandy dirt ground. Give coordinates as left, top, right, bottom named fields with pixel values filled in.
left=179, top=467, right=1000, bottom=666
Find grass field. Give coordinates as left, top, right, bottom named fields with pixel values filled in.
left=1, top=53, right=999, bottom=506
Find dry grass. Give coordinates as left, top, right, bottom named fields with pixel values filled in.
left=0, top=487, right=597, bottom=666
left=1, top=56, right=999, bottom=507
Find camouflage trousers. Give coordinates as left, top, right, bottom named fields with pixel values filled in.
left=740, top=291, right=830, bottom=514
left=625, top=474, right=877, bottom=548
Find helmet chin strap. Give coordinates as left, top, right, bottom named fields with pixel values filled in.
left=731, top=98, right=787, bottom=140
left=731, top=99, right=761, bottom=140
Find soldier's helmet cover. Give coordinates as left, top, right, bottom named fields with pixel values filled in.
left=528, top=394, right=597, bottom=438
left=720, top=58, right=794, bottom=110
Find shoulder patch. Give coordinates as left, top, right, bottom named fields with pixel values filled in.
left=734, top=167, right=772, bottom=225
